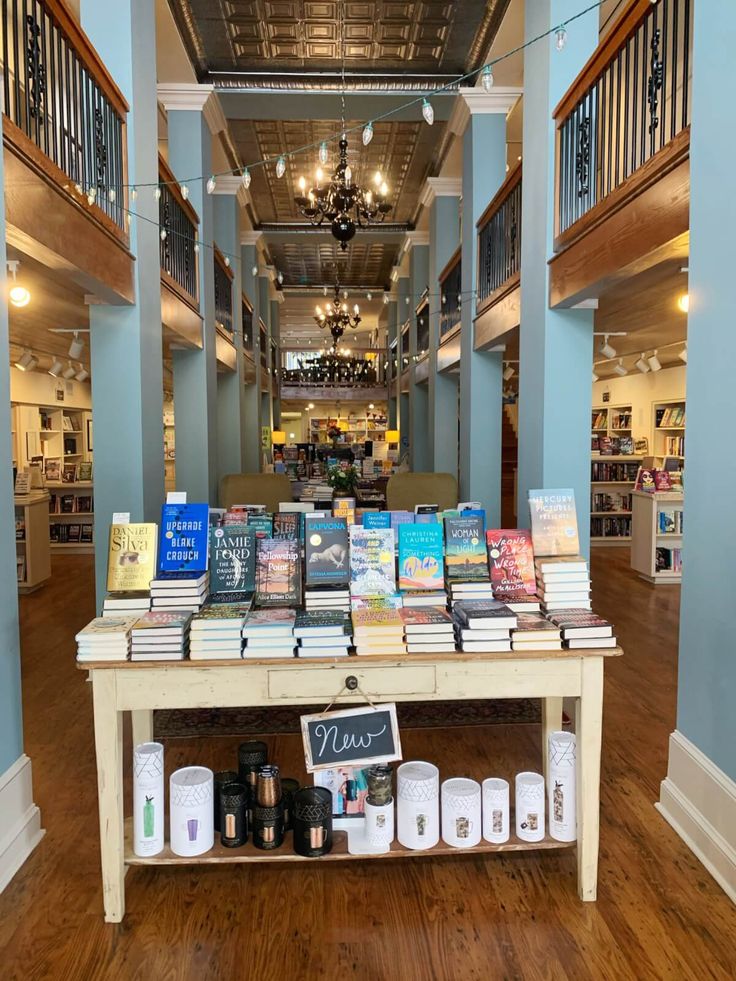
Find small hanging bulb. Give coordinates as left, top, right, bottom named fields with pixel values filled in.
left=87, top=187, right=97, bottom=205
left=251, top=265, right=258, bottom=277
left=160, top=227, right=167, bottom=241
left=224, top=255, right=230, bottom=267
left=130, top=186, right=137, bottom=201
left=194, top=242, right=200, bottom=254
left=366, top=292, right=372, bottom=300
left=74, top=183, right=83, bottom=195
left=323, top=285, right=328, bottom=296
left=362, top=121, right=374, bottom=145
left=316, top=167, right=324, bottom=184
left=406, top=297, right=410, bottom=305
left=353, top=304, right=359, bottom=315
left=154, top=186, right=162, bottom=201
left=383, top=293, right=389, bottom=305
left=481, top=65, right=494, bottom=92
left=344, top=165, right=352, bottom=185
left=343, top=289, right=348, bottom=300
left=374, top=170, right=382, bottom=186
left=108, top=187, right=116, bottom=203
left=277, top=270, right=284, bottom=284
left=365, top=189, right=373, bottom=205
left=125, top=213, right=132, bottom=229
left=298, top=176, right=307, bottom=193
left=276, top=156, right=286, bottom=178
left=422, top=99, right=434, bottom=126
left=380, top=181, right=388, bottom=196
left=319, top=141, right=328, bottom=165
left=555, top=26, right=567, bottom=50
left=206, top=175, right=216, bottom=194
left=180, top=183, right=189, bottom=200
left=342, top=303, right=348, bottom=313
left=242, top=168, right=251, bottom=189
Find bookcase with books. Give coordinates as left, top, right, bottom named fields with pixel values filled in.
left=590, top=404, right=642, bottom=546
left=15, top=490, right=52, bottom=593
left=652, top=400, right=685, bottom=468
left=630, top=490, right=684, bottom=583
left=309, top=414, right=387, bottom=445
left=163, top=401, right=175, bottom=493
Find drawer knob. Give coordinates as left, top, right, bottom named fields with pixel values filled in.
left=345, top=675, right=359, bottom=691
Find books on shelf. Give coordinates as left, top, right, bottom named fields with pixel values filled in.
left=400, top=607, right=455, bottom=652
left=656, top=546, right=682, bottom=573
left=294, top=610, right=352, bottom=657
left=400, top=588, right=448, bottom=607
left=546, top=610, right=616, bottom=648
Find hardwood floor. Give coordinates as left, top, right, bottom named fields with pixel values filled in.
left=1, top=550, right=735, bottom=980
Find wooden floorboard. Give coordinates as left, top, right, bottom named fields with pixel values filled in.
left=0, top=551, right=735, bottom=980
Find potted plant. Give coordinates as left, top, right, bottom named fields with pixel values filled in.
left=327, top=461, right=360, bottom=500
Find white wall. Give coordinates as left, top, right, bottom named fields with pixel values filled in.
left=10, top=367, right=91, bottom=410
left=592, top=364, right=686, bottom=443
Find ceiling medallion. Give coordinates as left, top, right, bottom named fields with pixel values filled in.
left=314, top=283, right=361, bottom=347
left=295, top=136, right=391, bottom=250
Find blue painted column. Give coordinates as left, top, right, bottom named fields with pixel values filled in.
left=213, top=183, right=246, bottom=483
left=82, top=0, right=164, bottom=604
left=270, top=298, right=282, bottom=428
left=424, top=179, right=461, bottom=477
left=386, top=298, right=398, bottom=429
left=457, top=92, right=518, bottom=521
left=0, top=108, right=24, bottom=779
left=517, top=0, right=597, bottom=555
left=165, top=96, right=218, bottom=503
left=408, top=237, right=430, bottom=470
left=673, top=0, right=736, bottom=782
left=396, top=276, right=410, bottom=457
left=241, top=235, right=262, bottom=472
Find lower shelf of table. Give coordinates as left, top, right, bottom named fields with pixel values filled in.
left=124, top=819, right=574, bottom=865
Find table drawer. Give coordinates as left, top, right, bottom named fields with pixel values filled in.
left=267, top=664, right=437, bottom=701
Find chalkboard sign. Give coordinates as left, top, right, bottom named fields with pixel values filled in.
left=301, top=703, right=402, bottom=773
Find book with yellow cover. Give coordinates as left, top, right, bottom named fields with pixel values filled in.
left=106, top=523, right=158, bottom=593
left=351, top=607, right=404, bottom=638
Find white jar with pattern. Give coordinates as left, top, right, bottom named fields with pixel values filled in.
left=515, top=771, right=545, bottom=842
left=133, top=742, right=164, bottom=857
left=397, top=761, right=440, bottom=850
left=548, top=731, right=576, bottom=842
left=170, top=766, right=214, bottom=856
left=364, top=800, right=394, bottom=851
left=482, top=777, right=510, bottom=844
left=441, top=778, right=482, bottom=848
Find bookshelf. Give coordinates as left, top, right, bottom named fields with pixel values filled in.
left=46, top=482, right=95, bottom=552
left=630, top=490, right=684, bottom=583
left=653, top=400, right=685, bottom=466
left=163, top=401, right=175, bottom=493
left=15, top=491, right=52, bottom=593
left=309, top=415, right=388, bottom=445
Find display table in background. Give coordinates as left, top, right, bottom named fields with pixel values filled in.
left=14, top=491, right=51, bottom=594
left=80, top=646, right=621, bottom=922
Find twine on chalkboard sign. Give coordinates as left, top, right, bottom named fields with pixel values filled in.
left=320, top=675, right=377, bottom=715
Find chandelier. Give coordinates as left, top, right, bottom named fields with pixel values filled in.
left=314, top=284, right=361, bottom=348
left=295, top=137, right=391, bottom=250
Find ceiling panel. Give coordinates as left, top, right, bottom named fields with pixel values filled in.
left=268, top=238, right=397, bottom=288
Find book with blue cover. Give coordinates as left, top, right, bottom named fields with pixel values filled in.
left=362, top=511, right=391, bottom=529
left=389, top=510, right=415, bottom=531
left=398, top=523, right=445, bottom=591
left=444, top=514, right=489, bottom=581
left=158, top=503, right=209, bottom=573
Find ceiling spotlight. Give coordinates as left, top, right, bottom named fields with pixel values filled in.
left=592, top=371, right=599, bottom=383
left=678, top=346, right=688, bottom=364
left=503, top=364, right=515, bottom=381
left=75, top=365, right=89, bottom=382
left=634, top=354, right=650, bottom=373
left=368, top=403, right=374, bottom=409
left=15, top=349, right=36, bottom=371
left=323, top=286, right=328, bottom=296
left=422, top=99, right=434, bottom=126
left=613, top=359, right=627, bottom=377
left=308, top=402, right=314, bottom=409
left=481, top=65, right=494, bottom=92
left=599, top=334, right=617, bottom=359
left=7, top=260, right=31, bottom=307
left=648, top=350, right=662, bottom=372
left=48, top=358, right=64, bottom=377
left=62, top=361, right=76, bottom=380
left=677, top=292, right=689, bottom=313
left=69, top=331, right=84, bottom=359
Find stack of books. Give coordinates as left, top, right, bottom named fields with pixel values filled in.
left=101, top=591, right=151, bottom=619
left=351, top=607, right=406, bottom=656
left=130, top=611, right=191, bottom=661
left=241, top=608, right=296, bottom=659
left=400, top=607, right=456, bottom=653
left=150, top=571, right=209, bottom=613
left=447, top=579, right=493, bottom=609
left=401, top=588, right=448, bottom=608
left=452, top=600, right=517, bottom=652
left=490, top=587, right=541, bottom=613
left=546, top=610, right=617, bottom=649
left=511, top=613, right=562, bottom=651
left=190, top=603, right=250, bottom=660
left=535, top=556, right=591, bottom=612
left=75, top=616, right=137, bottom=663
left=294, top=610, right=352, bottom=658
left=303, top=588, right=351, bottom=613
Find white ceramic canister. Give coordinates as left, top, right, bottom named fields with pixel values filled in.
left=170, top=766, right=214, bottom=857
left=515, top=771, right=545, bottom=842
left=397, top=761, right=440, bottom=850
left=482, top=777, right=510, bottom=844
left=441, top=778, right=482, bottom=848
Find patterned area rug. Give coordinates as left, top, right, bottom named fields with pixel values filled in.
left=154, top=699, right=542, bottom=738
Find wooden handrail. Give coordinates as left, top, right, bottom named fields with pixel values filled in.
left=158, top=154, right=200, bottom=228
left=44, top=0, right=129, bottom=118
left=553, top=0, right=653, bottom=124
left=476, top=160, right=522, bottom=230
left=213, top=245, right=234, bottom=282
left=438, top=246, right=461, bottom=285
left=242, top=292, right=254, bottom=313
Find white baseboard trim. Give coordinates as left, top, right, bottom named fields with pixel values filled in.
left=0, top=754, right=45, bottom=893
left=656, top=730, right=736, bottom=905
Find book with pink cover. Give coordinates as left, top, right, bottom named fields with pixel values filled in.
left=486, top=529, right=536, bottom=595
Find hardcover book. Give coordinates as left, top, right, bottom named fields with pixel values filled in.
left=528, top=489, right=580, bottom=556
left=106, top=523, right=158, bottom=593
left=209, top=524, right=256, bottom=593
left=131, top=611, right=191, bottom=633
left=158, top=503, right=209, bottom=573
left=389, top=510, right=415, bottom=531
left=305, top=516, right=349, bottom=588
left=444, top=515, right=489, bottom=581
left=362, top=511, right=391, bottom=529
left=246, top=512, right=274, bottom=538
left=349, top=526, right=396, bottom=596
left=350, top=595, right=403, bottom=611
left=255, top=538, right=302, bottom=607
left=398, top=523, right=445, bottom=591
left=241, top=608, right=296, bottom=636
left=273, top=512, right=299, bottom=540
left=486, top=529, right=536, bottom=595
left=293, top=610, right=350, bottom=637
left=654, top=470, right=672, bottom=491
left=399, top=607, right=453, bottom=630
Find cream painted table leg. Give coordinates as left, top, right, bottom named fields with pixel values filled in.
left=575, top=656, right=604, bottom=901
left=542, top=696, right=563, bottom=783
left=91, top=670, right=126, bottom=923
left=131, top=709, right=154, bottom=747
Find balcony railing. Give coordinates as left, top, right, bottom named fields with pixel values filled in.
left=280, top=351, right=386, bottom=388
left=2, top=0, right=128, bottom=234
left=416, top=295, right=429, bottom=358
left=242, top=294, right=254, bottom=355
left=213, top=245, right=233, bottom=334
left=399, top=321, right=410, bottom=373
left=476, top=161, right=521, bottom=315
left=554, top=0, right=692, bottom=243
left=259, top=321, right=267, bottom=371
left=159, top=155, right=198, bottom=306
left=439, top=247, right=461, bottom=338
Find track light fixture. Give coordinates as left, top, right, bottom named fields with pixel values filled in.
left=647, top=350, right=662, bottom=372
left=48, top=358, right=64, bottom=377
left=15, top=349, right=37, bottom=371
left=599, top=334, right=617, bottom=359
left=62, top=361, right=76, bottom=380
left=613, top=359, right=627, bottom=377
left=592, top=371, right=599, bottom=383
left=503, top=364, right=515, bottom=381
left=677, top=293, right=689, bottom=313
left=7, top=260, right=31, bottom=308
left=678, top=346, right=688, bottom=364
left=75, top=365, right=89, bottom=382
left=634, top=354, right=650, bottom=373
left=68, top=331, right=84, bottom=359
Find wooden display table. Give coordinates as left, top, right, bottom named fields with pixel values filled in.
left=14, top=491, right=51, bottom=594
left=80, top=647, right=620, bottom=922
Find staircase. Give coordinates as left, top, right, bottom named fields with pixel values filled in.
left=501, top=403, right=518, bottom=526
